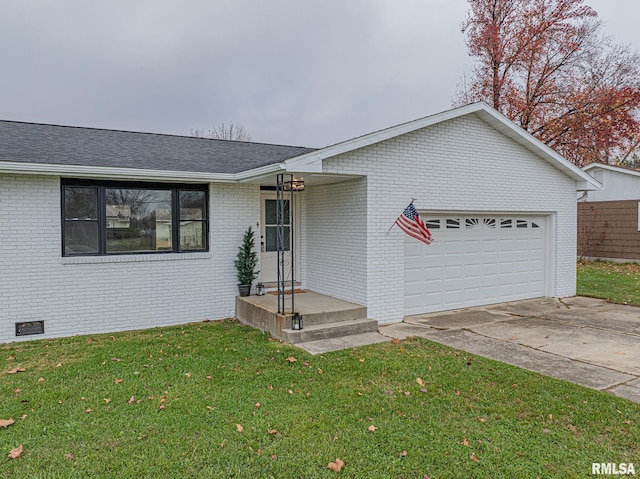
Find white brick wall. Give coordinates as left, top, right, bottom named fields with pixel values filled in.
left=0, top=112, right=580, bottom=338
left=303, top=178, right=367, bottom=305
left=307, top=113, right=577, bottom=323
left=0, top=174, right=259, bottom=342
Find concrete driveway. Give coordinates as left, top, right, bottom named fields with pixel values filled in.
left=380, top=297, right=640, bottom=403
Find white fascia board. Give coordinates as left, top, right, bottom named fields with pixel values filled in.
left=0, top=161, right=236, bottom=183
left=576, top=179, right=602, bottom=191
left=234, top=162, right=285, bottom=182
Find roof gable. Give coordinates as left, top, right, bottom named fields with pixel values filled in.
left=283, top=102, right=600, bottom=191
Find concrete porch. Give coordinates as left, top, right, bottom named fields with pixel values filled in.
left=235, top=291, right=382, bottom=347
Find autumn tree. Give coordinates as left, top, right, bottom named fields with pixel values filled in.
left=457, top=0, right=640, bottom=167
left=191, top=121, right=252, bottom=141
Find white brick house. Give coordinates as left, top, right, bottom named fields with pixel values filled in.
left=0, top=102, right=599, bottom=342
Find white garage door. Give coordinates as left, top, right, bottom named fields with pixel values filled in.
left=404, top=214, right=547, bottom=316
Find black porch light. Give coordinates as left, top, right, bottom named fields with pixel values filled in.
left=285, top=178, right=305, bottom=191
left=291, top=312, right=303, bottom=330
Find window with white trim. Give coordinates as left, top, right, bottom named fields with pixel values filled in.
left=62, top=180, right=208, bottom=256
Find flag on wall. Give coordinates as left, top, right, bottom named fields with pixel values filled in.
left=395, top=202, right=432, bottom=245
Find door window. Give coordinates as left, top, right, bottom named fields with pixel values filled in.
left=264, top=199, right=290, bottom=252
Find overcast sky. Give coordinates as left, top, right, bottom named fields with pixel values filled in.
left=1, top=0, right=639, bottom=148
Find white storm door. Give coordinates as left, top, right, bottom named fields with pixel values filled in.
left=260, top=193, right=295, bottom=283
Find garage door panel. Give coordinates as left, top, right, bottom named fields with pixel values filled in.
left=405, top=214, right=547, bottom=316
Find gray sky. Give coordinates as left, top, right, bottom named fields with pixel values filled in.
left=1, top=0, right=638, bottom=147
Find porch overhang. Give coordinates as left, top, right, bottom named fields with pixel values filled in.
left=237, top=162, right=363, bottom=187
left=0, top=159, right=363, bottom=187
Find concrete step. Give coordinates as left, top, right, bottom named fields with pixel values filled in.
left=297, top=305, right=368, bottom=327
left=297, top=332, right=391, bottom=355
left=280, top=318, right=378, bottom=344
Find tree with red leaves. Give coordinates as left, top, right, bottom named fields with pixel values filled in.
left=457, top=0, right=640, bottom=167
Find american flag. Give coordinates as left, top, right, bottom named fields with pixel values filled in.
left=395, top=203, right=432, bottom=245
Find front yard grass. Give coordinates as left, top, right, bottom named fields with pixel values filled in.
left=577, top=260, right=640, bottom=305
left=1, top=320, right=638, bottom=478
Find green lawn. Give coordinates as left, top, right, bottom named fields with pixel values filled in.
left=1, top=319, right=638, bottom=478
left=577, top=260, right=640, bottom=306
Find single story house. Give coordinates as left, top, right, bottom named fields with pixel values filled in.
left=0, top=102, right=599, bottom=343
left=579, top=163, right=640, bottom=261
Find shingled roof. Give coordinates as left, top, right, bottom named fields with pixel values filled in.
left=0, top=120, right=315, bottom=174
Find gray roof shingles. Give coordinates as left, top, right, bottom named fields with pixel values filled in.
left=0, top=120, right=316, bottom=174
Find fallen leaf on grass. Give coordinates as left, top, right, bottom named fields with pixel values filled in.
left=128, top=396, right=135, bottom=405
left=85, top=408, right=94, bottom=413
left=367, top=425, right=377, bottom=432
left=64, top=453, right=74, bottom=459
left=236, top=424, right=244, bottom=432
left=6, top=355, right=15, bottom=361
left=317, top=368, right=323, bottom=374
left=111, top=357, right=121, bottom=362
left=327, top=458, right=344, bottom=472
left=38, top=377, right=45, bottom=383
left=8, top=445, right=23, bottom=459
left=392, top=338, right=401, bottom=344
left=461, top=437, right=470, bottom=446
left=7, top=367, right=25, bottom=374
left=416, top=378, right=425, bottom=387
left=286, top=356, right=297, bottom=363
left=401, top=450, right=408, bottom=457
left=470, top=453, right=480, bottom=463
left=0, top=418, right=15, bottom=428
left=185, top=372, right=192, bottom=378
left=114, top=378, right=123, bottom=384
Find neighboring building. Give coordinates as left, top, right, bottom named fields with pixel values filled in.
left=579, top=163, right=640, bottom=261
left=0, top=102, right=599, bottom=342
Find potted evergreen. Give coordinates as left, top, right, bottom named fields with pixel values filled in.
left=235, top=226, right=259, bottom=297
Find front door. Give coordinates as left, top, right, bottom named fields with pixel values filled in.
left=260, top=193, right=297, bottom=283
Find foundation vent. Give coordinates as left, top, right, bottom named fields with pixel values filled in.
left=15, top=321, right=45, bottom=336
